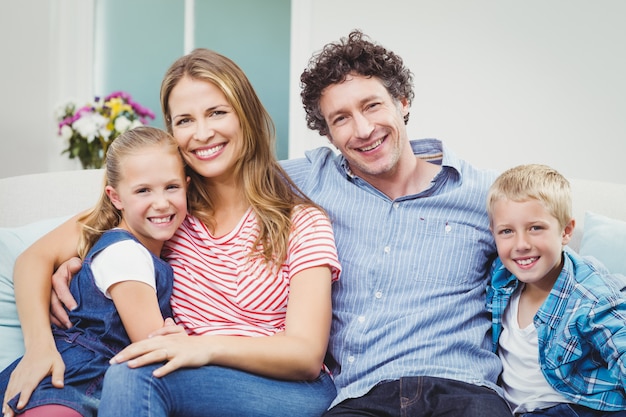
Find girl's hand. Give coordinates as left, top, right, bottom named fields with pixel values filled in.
left=148, top=317, right=188, bottom=338
left=2, top=346, right=65, bottom=415
left=110, top=333, right=210, bottom=378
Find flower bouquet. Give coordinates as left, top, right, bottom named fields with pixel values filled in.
left=56, top=91, right=156, bottom=169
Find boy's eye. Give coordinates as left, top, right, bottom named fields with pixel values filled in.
left=166, top=184, right=181, bottom=190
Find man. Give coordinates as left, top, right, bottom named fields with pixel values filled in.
left=281, top=30, right=512, bottom=416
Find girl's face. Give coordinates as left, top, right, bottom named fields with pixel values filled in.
left=106, top=145, right=187, bottom=256
left=490, top=198, right=573, bottom=291
left=168, top=76, right=244, bottom=184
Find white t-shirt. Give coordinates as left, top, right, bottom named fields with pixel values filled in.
left=91, top=239, right=157, bottom=298
left=498, top=284, right=570, bottom=414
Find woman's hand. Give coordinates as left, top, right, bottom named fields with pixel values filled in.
left=50, top=257, right=82, bottom=328
left=2, top=345, right=65, bottom=416
left=110, top=332, right=211, bottom=378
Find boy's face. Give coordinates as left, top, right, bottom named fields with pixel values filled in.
left=490, top=198, right=574, bottom=289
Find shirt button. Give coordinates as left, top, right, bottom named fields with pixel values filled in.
left=358, top=316, right=365, bottom=323
left=348, top=356, right=355, bottom=363
left=375, top=291, right=383, bottom=299
left=393, top=202, right=399, bottom=209
left=383, top=246, right=391, bottom=254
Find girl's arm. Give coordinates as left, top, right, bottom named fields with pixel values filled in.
left=3, top=214, right=83, bottom=413
left=112, top=265, right=334, bottom=380
left=101, top=242, right=171, bottom=342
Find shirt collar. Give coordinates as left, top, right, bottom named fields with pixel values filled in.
left=336, top=138, right=462, bottom=179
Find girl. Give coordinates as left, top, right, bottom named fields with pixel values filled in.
left=1, top=126, right=188, bottom=417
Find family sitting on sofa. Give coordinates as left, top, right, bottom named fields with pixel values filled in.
left=2, top=30, right=626, bottom=417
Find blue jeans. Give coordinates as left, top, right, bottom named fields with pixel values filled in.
left=98, top=363, right=336, bottom=417
left=323, top=376, right=513, bottom=417
left=521, top=403, right=626, bottom=417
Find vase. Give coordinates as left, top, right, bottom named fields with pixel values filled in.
left=79, top=153, right=104, bottom=170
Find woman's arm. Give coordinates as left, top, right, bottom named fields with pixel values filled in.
left=111, top=265, right=333, bottom=381
left=2, top=214, right=83, bottom=413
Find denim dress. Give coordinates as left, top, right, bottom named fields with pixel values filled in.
left=0, top=229, right=173, bottom=416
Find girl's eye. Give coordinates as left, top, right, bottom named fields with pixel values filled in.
left=499, top=229, right=512, bottom=235
left=166, top=184, right=181, bottom=190
left=136, top=188, right=149, bottom=194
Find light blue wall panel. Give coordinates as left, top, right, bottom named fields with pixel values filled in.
left=95, top=0, right=185, bottom=129
left=95, top=0, right=291, bottom=158
left=194, top=0, right=291, bottom=159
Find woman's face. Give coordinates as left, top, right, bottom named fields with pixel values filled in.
left=168, top=76, right=243, bottom=183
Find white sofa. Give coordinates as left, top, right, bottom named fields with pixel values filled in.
left=1, top=168, right=626, bottom=370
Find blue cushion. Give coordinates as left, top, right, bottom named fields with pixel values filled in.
left=0, top=216, right=69, bottom=370
left=579, top=212, right=626, bottom=276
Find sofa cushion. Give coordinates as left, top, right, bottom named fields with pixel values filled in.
left=0, top=216, right=69, bottom=370
left=579, top=211, right=626, bottom=276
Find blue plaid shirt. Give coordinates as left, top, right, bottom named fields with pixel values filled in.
left=487, top=248, right=626, bottom=411
left=283, top=139, right=502, bottom=407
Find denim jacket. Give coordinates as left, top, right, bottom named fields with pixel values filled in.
left=486, top=248, right=626, bottom=411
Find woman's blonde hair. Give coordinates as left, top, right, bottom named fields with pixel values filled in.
left=76, top=126, right=183, bottom=258
left=160, top=48, right=320, bottom=265
left=486, top=164, right=572, bottom=229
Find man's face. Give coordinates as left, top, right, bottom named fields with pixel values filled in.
left=319, top=74, right=410, bottom=182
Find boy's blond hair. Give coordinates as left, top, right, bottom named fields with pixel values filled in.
left=486, top=164, right=572, bottom=229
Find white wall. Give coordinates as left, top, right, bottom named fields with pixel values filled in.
left=289, top=0, right=626, bottom=185
left=3, top=1, right=625, bottom=185
left=0, top=0, right=93, bottom=179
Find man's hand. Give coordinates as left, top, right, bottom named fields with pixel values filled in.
left=50, top=257, right=82, bottom=328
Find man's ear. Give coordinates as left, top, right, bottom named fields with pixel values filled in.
left=562, top=218, right=576, bottom=245
left=105, top=185, right=123, bottom=210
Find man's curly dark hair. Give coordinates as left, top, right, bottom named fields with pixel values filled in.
left=300, top=30, right=415, bottom=137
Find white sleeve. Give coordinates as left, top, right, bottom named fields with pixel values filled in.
left=91, top=239, right=157, bottom=299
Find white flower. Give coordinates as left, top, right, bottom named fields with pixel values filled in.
left=54, top=100, right=77, bottom=121
left=72, top=113, right=109, bottom=143
left=60, top=125, right=73, bottom=141
left=129, top=119, right=143, bottom=129
left=114, top=115, right=133, bottom=133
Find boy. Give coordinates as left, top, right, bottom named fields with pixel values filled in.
left=486, top=163, right=626, bottom=416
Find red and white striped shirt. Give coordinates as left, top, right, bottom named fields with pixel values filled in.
left=162, top=205, right=340, bottom=337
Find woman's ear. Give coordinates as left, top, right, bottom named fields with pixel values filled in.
left=105, top=185, right=123, bottom=210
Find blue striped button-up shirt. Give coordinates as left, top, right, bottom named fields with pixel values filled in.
left=487, top=248, right=626, bottom=411
left=282, top=139, right=502, bottom=407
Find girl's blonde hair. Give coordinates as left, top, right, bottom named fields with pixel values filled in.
left=160, top=48, right=321, bottom=265
left=486, top=164, right=572, bottom=229
left=76, top=126, right=183, bottom=258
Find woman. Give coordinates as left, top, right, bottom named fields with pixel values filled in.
left=6, top=49, right=340, bottom=417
